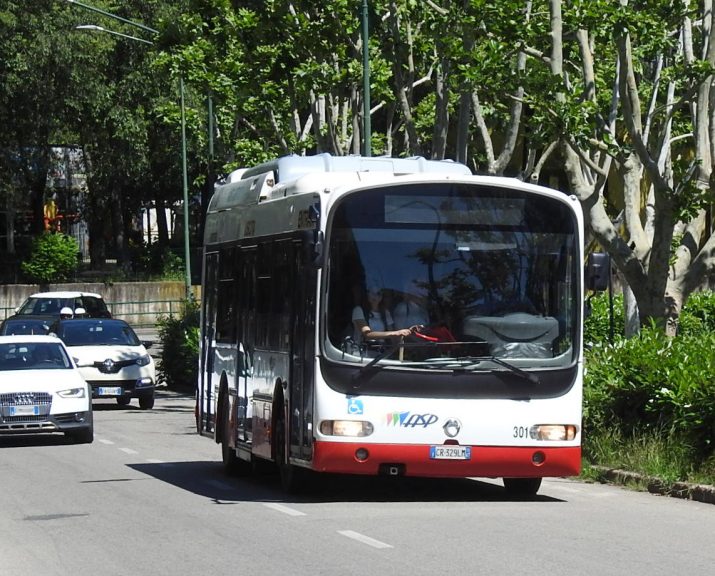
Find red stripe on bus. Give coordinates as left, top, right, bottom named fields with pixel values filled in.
left=311, top=441, right=580, bottom=477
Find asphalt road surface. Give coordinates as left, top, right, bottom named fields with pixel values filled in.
left=1, top=390, right=713, bottom=576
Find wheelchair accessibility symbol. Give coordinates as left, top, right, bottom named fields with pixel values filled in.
left=347, top=398, right=364, bottom=415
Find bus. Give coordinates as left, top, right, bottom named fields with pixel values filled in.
left=197, top=153, right=586, bottom=495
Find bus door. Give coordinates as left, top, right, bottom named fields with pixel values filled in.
left=235, top=248, right=255, bottom=444
left=200, top=251, right=219, bottom=433
left=289, top=238, right=316, bottom=461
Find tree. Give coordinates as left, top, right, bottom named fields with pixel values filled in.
left=527, top=0, right=715, bottom=335
left=0, top=1, right=85, bottom=239
left=65, top=0, right=195, bottom=270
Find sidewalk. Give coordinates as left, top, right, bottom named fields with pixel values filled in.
left=589, top=465, right=715, bottom=505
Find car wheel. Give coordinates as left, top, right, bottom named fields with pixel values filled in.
left=67, top=426, right=94, bottom=444
left=138, top=395, right=154, bottom=410
left=116, top=397, right=131, bottom=406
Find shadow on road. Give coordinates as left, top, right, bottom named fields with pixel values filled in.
left=127, top=460, right=565, bottom=504
left=91, top=389, right=195, bottom=414
left=0, top=434, right=80, bottom=448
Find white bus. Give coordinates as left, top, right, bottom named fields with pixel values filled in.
left=197, top=153, right=586, bottom=495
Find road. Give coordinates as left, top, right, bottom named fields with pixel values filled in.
left=1, top=390, right=713, bottom=576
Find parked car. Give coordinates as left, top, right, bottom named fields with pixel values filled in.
left=53, top=318, right=156, bottom=410
left=0, top=315, right=53, bottom=336
left=0, top=335, right=93, bottom=443
left=14, top=291, right=112, bottom=319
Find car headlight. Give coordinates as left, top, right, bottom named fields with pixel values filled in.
left=58, top=387, right=87, bottom=399
left=135, top=354, right=152, bottom=367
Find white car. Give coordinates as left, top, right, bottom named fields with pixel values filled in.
left=15, top=291, right=112, bottom=319
left=0, top=335, right=93, bottom=443
left=53, top=319, right=156, bottom=410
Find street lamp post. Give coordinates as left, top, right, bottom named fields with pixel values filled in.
left=74, top=25, right=152, bottom=45
left=361, top=0, right=371, bottom=157
left=68, top=2, right=192, bottom=299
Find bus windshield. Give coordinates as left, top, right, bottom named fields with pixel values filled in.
left=324, top=182, right=579, bottom=371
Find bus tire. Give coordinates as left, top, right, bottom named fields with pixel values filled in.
left=220, top=394, right=249, bottom=476
left=502, top=477, right=542, bottom=497
left=275, top=408, right=306, bottom=494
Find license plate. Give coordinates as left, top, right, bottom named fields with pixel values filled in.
left=430, top=445, right=471, bottom=460
left=97, top=387, right=122, bottom=396
left=10, top=405, right=40, bottom=416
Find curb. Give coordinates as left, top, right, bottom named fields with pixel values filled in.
left=589, top=465, right=715, bottom=505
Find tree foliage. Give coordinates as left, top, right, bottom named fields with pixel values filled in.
left=2, top=0, right=715, bottom=335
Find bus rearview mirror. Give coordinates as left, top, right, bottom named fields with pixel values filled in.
left=586, top=252, right=610, bottom=292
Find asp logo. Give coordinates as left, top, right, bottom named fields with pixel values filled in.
left=386, top=412, right=438, bottom=428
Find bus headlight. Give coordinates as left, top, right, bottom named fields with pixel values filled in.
left=320, top=420, right=374, bottom=437
left=529, top=424, right=577, bottom=441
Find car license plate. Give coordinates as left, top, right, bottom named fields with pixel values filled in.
left=430, top=445, right=471, bottom=460
left=10, top=405, right=40, bottom=416
left=98, top=387, right=122, bottom=396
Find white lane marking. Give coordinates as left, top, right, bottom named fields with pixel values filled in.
left=338, top=530, right=393, bottom=549
left=98, top=438, right=114, bottom=445
left=145, top=459, right=167, bottom=464
left=119, top=447, right=138, bottom=455
left=262, top=503, right=306, bottom=517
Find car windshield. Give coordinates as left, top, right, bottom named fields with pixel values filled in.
left=324, top=183, right=579, bottom=372
left=16, top=297, right=67, bottom=316
left=1, top=319, right=51, bottom=335
left=57, top=321, right=141, bottom=347
left=0, top=342, right=72, bottom=371
left=15, top=296, right=109, bottom=318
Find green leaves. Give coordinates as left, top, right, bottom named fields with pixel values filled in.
left=585, top=305, right=715, bottom=458
left=20, top=233, right=80, bottom=284
left=156, top=298, right=200, bottom=389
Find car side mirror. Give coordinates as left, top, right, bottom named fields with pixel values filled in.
left=142, top=340, right=153, bottom=350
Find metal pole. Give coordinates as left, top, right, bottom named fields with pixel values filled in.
left=208, top=91, right=214, bottom=162
left=66, top=0, right=158, bottom=34
left=361, top=0, right=371, bottom=157
left=75, top=25, right=153, bottom=45
left=180, top=76, right=192, bottom=299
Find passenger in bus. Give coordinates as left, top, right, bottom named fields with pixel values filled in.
left=352, top=282, right=413, bottom=345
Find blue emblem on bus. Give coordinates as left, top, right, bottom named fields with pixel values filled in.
left=347, top=398, right=364, bottom=415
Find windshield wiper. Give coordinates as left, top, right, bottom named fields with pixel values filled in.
left=457, top=355, right=540, bottom=384
left=358, top=343, right=401, bottom=374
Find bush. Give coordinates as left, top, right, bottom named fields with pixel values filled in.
left=678, top=290, right=715, bottom=336
left=156, top=299, right=199, bottom=390
left=585, top=325, right=715, bottom=458
left=21, top=232, right=79, bottom=283
left=585, top=289, right=715, bottom=343
left=584, top=291, right=625, bottom=345
left=130, top=242, right=186, bottom=281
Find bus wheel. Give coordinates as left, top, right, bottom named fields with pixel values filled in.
left=221, top=398, right=249, bottom=476
left=275, top=411, right=306, bottom=494
left=502, top=477, right=542, bottom=497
